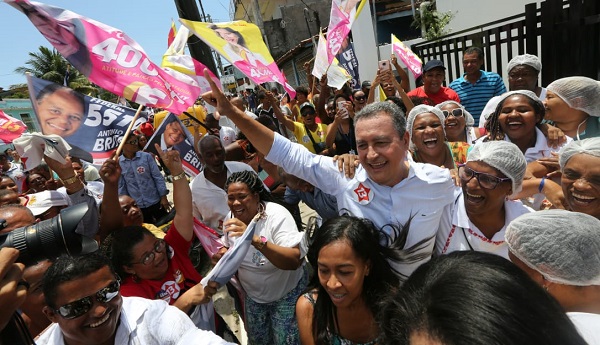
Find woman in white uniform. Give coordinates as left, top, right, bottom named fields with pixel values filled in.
left=436, top=140, right=532, bottom=258
left=506, top=210, right=600, bottom=344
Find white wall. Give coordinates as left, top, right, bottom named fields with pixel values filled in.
left=351, top=4, right=379, bottom=84
left=438, top=0, right=543, bottom=33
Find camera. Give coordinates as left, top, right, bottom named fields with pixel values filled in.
left=0, top=203, right=98, bottom=264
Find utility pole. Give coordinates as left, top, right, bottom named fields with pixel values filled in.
left=250, top=0, right=270, bottom=49
left=173, top=0, right=219, bottom=75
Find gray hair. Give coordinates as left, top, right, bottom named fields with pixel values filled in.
left=354, top=102, right=406, bottom=138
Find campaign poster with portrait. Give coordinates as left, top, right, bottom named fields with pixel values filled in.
left=145, top=112, right=202, bottom=177
left=9, top=0, right=201, bottom=114
left=180, top=19, right=296, bottom=98
left=27, top=75, right=147, bottom=164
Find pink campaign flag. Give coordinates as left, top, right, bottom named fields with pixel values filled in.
left=0, top=110, right=27, bottom=144
left=325, top=0, right=366, bottom=66
left=391, top=33, right=423, bottom=78
left=181, top=19, right=296, bottom=98
left=8, top=0, right=201, bottom=115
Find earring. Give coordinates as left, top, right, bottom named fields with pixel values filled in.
left=257, top=202, right=265, bottom=215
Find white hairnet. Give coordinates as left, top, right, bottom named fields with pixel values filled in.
left=559, top=137, right=600, bottom=170
left=507, top=54, right=542, bottom=73
left=406, top=105, right=446, bottom=147
left=506, top=209, right=600, bottom=286
left=546, top=77, right=600, bottom=116
left=491, top=90, right=544, bottom=119
left=481, top=96, right=503, bottom=122
left=467, top=141, right=527, bottom=194
left=435, top=101, right=475, bottom=127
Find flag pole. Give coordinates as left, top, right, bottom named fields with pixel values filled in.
left=114, top=104, right=144, bottom=157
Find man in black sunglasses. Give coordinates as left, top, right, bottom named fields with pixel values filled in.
left=38, top=253, right=232, bottom=345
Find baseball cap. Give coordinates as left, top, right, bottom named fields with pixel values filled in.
left=300, top=102, right=316, bottom=113
left=24, top=190, right=69, bottom=216
left=423, top=59, right=446, bottom=72
left=361, top=80, right=372, bottom=89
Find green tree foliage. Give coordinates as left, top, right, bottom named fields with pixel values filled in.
left=411, top=2, right=454, bottom=41
left=14, top=46, right=97, bottom=95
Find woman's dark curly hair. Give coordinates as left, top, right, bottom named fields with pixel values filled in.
left=225, top=170, right=273, bottom=203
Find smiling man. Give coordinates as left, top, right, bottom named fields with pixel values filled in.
left=201, top=70, right=455, bottom=278
left=37, top=253, right=232, bottom=345
left=407, top=60, right=460, bottom=105
left=449, top=47, right=507, bottom=124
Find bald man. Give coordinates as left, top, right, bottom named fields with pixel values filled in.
left=219, top=97, right=257, bottom=133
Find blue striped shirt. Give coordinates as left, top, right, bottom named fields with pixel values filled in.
left=449, top=70, right=506, bottom=123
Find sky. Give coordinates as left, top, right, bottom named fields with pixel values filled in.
left=0, top=0, right=231, bottom=89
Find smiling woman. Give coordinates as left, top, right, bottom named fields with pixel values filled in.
left=406, top=104, right=467, bottom=168
left=218, top=170, right=306, bottom=344
left=559, top=138, right=600, bottom=220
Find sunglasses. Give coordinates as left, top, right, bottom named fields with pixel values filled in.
left=54, top=280, right=121, bottom=319
left=355, top=96, right=366, bottom=101
left=442, top=108, right=464, bottom=118
left=131, top=239, right=166, bottom=266
left=457, top=164, right=511, bottom=190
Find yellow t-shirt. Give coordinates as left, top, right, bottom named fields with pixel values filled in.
left=293, top=122, right=328, bottom=153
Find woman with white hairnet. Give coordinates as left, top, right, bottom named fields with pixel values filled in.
left=507, top=54, right=546, bottom=99
left=545, top=76, right=600, bottom=140
left=558, top=137, right=600, bottom=219
left=506, top=209, right=600, bottom=344
left=406, top=105, right=470, bottom=169
left=435, top=141, right=532, bottom=258
left=436, top=101, right=479, bottom=144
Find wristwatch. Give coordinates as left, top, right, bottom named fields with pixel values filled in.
left=172, top=172, right=186, bottom=181
left=254, top=236, right=267, bottom=251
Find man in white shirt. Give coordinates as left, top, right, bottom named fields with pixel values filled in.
left=37, top=253, right=232, bottom=345
left=200, top=70, right=456, bottom=278
left=190, top=135, right=255, bottom=234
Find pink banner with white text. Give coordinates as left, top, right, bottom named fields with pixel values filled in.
left=325, top=0, right=366, bottom=66
left=8, top=0, right=201, bottom=114
left=391, top=34, right=423, bottom=78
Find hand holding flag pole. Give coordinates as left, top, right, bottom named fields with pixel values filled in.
left=113, top=104, right=144, bottom=157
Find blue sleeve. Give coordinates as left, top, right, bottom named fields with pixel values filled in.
left=148, top=154, right=168, bottom=197
left=495, top=75, right=507, bottom=95
left=283, top=187, right=301, bottom=205
left=118, top=160, right=128, bottom=196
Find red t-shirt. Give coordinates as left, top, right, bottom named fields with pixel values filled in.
left=120, top=223, right=201, bottom=305
left=407, top=86, right=461, bottom=105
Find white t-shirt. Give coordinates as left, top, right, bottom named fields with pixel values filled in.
left=224, top=201, right=305, bottom=303
left=436, top=190, right=533, bottom=259
left=36, top=296, right=233, bottom=345
left=568, top=312, right=600, bottom=345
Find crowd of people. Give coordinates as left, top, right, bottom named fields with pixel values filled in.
left=1, top=46, right=599, bottom=345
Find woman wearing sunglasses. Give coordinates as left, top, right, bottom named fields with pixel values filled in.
left=111, top=147, right=217, bottom=329
left=435, top=141, right=533, bottom=259
left=436, top=100, right=479, bottom=144
left=406, top=105, right=469, bottom=169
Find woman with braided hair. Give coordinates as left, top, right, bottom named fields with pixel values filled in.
left=218, top=170, right=307, bottom=344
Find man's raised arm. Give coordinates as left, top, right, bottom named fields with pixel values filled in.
left=201, top=70, right=275, bottom=156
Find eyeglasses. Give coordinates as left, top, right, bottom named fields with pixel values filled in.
left=54, top=280, right=121, bottom=319
left=457, top=164, right=511, bottom=190
left=442, top=108, right=464, bottom=118
left=131, top=239, right=166, bottom=266
left=355, top=96, right=366, bottom=101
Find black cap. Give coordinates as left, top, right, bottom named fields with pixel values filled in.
left=423, top=59, right=446, bottom=72
left=361, top=80, right=372, bottom=88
